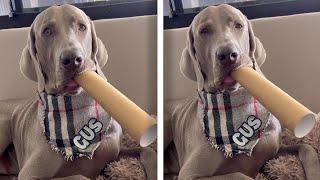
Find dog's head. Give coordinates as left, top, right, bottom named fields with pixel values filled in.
left=20, top=5, right=108, bottom=95
left=180, top=4, right=266, bottom=92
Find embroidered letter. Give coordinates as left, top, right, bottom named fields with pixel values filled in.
left=73, top=135, right=90, bottom=150
left=232, top=133, right=248, bottom=146
left=247, top=115, right=261, bottom=130
left=239, top=124, right=254, bottom=137
left=79, top=126, right=95, bottom=141
left=88, top=118, right=103, bottom=133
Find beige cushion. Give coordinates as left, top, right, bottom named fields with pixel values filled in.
left=0, top=15, right=157, bottom=114
left=165, top=12, right=320, bottom=112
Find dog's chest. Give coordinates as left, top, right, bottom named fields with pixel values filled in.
left=215, top=127, right=280, bottom=176
left=57, top=136, right=119, bottom=178
left=174, top=97, right=280, bottom=177
left=12, top=98, right=121, bottom=178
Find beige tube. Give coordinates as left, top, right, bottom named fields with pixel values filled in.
left=231, top=67, right=316, bottom=138
left=75, top=71, right=157, bottom=147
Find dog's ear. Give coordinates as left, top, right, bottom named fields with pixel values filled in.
left=20, top=23, right=45, bottom=84
left=90, top=20, right=108, bottom=68
left=180, top=26, right=197, bottom=81
left=247, top=19, right=266, bottom=67
left=20, top=22, right=45, bottom=91
left=180, top=25, right=204, bottom=90
left=20, top=24, right=37, bottom=82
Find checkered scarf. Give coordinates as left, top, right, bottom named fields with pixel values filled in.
left=38, top=92, right=112, bottom=161
left=198, top=87, right=271, bottom=157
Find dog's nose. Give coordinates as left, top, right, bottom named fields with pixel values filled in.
left=60, top=51, right=84, bottom=70
left=216, top=45, right=239, bottom=65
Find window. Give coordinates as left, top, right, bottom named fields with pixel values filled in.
left=22, top=0, right=106, bottom=8
left=0, top=0, right=156, bottom=29
left=0, top=0, right=10, bottom=16
left=180, top=0, right=286, bottom=9
left=165, top=0, right=320, bottom=29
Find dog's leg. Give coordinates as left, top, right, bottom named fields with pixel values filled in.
left=15, top=175, right=90, bottom=180
left=164, top=102, right=174, bottom=150
left=0, top=100, right=19, bottom=155
left=0, top=99, right=27, bottom=154
left=196, top=173, right=253, bottom=180
left=0, top=100, right=22, bottom=177
left=279, top=144, right=320, bottom=180
left=17, top=147, right=64, bottom=180
left=179, top=171, right=252, bottom=180
left=178, top=148, right=254, bottom=180
left=164, top=174, right=178, bottom=180
left=0, top=175, right=17, bottom=180
left=0, top=100, right=30, bottom=177
left=0, top=115, right=11, bottom=155
left=164, top=101, right=182, bottom=177
left=50, top=175, right=90, bottom=180
left=18, top=159, right=90, bottom=180
left=140, top=147, right=157, bottom=180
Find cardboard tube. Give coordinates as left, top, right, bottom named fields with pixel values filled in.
left=75, top=71, right=157, bottom=147
left=231, top=67, right=316, bottom=138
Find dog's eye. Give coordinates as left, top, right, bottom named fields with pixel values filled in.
left=42, top=27, right=52, bottom=36
left=199, top=27, right=211, bottom=35
left=79, top=24, right=87, bottom=32
left=234, top=22, right=243, bottom=29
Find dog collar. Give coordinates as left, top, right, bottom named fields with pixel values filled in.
left=197, top=87, right=271, bottom=157
left=38, top=91, right=111, bottom=161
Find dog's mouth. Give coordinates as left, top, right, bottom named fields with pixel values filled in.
left=222, top=75, right=237, bottom=87
left=206, top=72, right=240, bottom=93
left=61, top=79, right=81, bottom=95
left=219, top=61, right=254, bottom=90
left=219, top=75, right=239, bottom=91
left=60, top=64, right=97, bottom=95
left=64, top=79, right=80, bottom=90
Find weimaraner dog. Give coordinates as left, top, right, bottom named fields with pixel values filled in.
left=0, top=5, right=123, bottom=179
left=164, top=5, right=320, bottom=180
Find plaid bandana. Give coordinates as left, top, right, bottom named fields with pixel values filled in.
left=198, top=87, right=271, bottom=157
left=38, top=92, right=112, bottom=161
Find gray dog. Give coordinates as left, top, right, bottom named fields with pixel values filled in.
left=164, top=5, right=320, bottom=180
left=0, top=5, right=122, bottom=179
